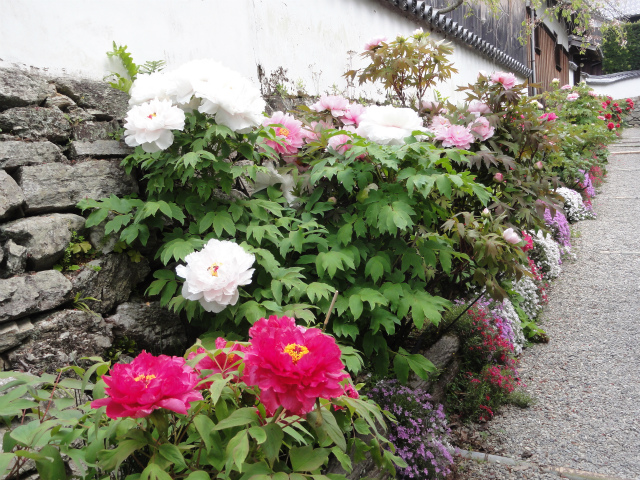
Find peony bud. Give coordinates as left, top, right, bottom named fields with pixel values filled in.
left=481, top=208, right=491, bottom=217
left=493, top=172, right=504, bottom=183
left=502, top=228, right=521, bottom=244
left=328, top=197, right=337, bottom=204
left=534, top=161, right=543, bottom=170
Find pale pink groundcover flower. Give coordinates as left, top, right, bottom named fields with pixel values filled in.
left=263, top=111, right=304, bottom=155
left=436, top=124, right=475, bottom=149
left=490, top=72, right=517, bottom=90
left=123, top=98, right=186, bottom=153
left=470, top=117, right=495, bottom=141
left=566, top=93, right=580, bottom=101
left=310, top=95, right=350, bottom=117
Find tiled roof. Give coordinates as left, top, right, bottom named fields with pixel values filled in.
left=582, top=69, right=640, bottom=84
left=386, top=0, right=532, bottom=77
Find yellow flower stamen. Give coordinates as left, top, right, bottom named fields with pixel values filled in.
left=147, top=113, right=157, bottom=119
left=283, top=343, right=309, bottom=364
left=134, top=374, right=156, bottom=383
left=278, top=127, right=290, bottom=138
left=207, top=263, right=221, bottom=277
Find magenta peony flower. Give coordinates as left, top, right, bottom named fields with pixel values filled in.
left=188, top=339, right=246, bottom=387
left=435, top=124, right=475, bottom=149
left=470, top=117, right=495, bottom=141
left=341, top=103, right=366, bottom=126
left=468, top=101, right=492, bottom=116
left=539, top=112, right=558, bottom=122
left=364, top=36, right=388, bottom=50
left=502, top=228, right=521, bottom=244
left=310, top=95, right=350, bottom=117
left=243, top=316, right=348, bottom=416
left=490, top=72, right=517, bottom=90
left=263, top=111, right=304, bottom=155
left=566, top=93, right=579, bottom=101
left=91, top=352, right=202, bottom=419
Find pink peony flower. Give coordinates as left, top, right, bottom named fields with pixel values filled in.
left=435, top=124, right=475, bottom=149
left=310, top=95, right=350, bottom=117
left=327, top=132, right=354, bottom=155
left=428, top=115, right=451, bottom=135
left=539, top=112, right=558, bottom=122
left=502, top=228, right=521, bottom=244
left=597, top=116, right=605, bottom=120
left=470, top=117, right=495, bottom=141
left=91, top=352, right=202, bottom=419
left=494, top=172, right=504, bottom=182
left=364, top=36, right=388, bottom=50
left=566, top=93, right=579, bottom=101
left=188, top=339, right=246, bottom=387
left=588, top=91, right=598, bottom=97
left=263, top=111, right=304, bottom=155
left=421, top=100, right=441, bottom=112
left=490, top=72, right=517, bottom=90
left=534, top=161, right=544, bottom=170
left=301, top=120, right=332, bottom=142
left=341, top=103, right=366, bottom=126
left=334, top=382, right=360, bottom=411
left=243, top=316, right=348, bottom=416
left=561, top=84, right=572, bottom=90
left=468, top=101, right=492, bottom=116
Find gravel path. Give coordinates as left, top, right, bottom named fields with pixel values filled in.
left=457, top=128, right=640, bottom=480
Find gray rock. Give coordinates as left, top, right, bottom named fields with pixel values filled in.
left=5, top=310, right=113, bottom=374
left=65, top=106, right=95, bottom=126
left=0, top=270, right=72, bottom=323
left=409, top=334, right=460, bottom=404
left=0, top=243, right=3, bottom=264
left=0, top=140, right=65, bottom=170
left=3, top=240, right=27, bottom=276
left=0, top=67, right=50, bottom=109
left=44, top=93, right=76, bottom=111
left=70, top=254, right=150, bottom=314
left=17, top=160, right=138, bottom=213
left=53, top=77, right=129, bottom=120
left=0, top=213, right=86, bottom=270
left=88, top=217, right=119, bottom=254
left=0, top=106, right=71, bottom=142
left=69, top=140, right=133, bottom=159
left=0, top=318, right=34, bottom=353
left=0, top=170, right=24, bottom=220
left=106, top=301, right=187, bottom=355
left=72, top=120, right=120, bottom=141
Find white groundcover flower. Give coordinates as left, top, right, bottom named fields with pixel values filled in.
left=123, top=98, right=186, bottom=153
left=355, top=105, right=426, bottom=145
left=176, top=239, right=255, bottom=313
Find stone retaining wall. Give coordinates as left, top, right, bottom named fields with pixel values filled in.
left=0, top=65, right=188, bottom=374
left=626, top=96, right=640, bottom=127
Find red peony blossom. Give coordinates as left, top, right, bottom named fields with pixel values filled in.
left=243, top=316, right=348, bottom=416
left=91, top=352, right=202, bottom=419
left=608, top=122, right=615, bottom=130
left=188, top=338, right=246, bottom=388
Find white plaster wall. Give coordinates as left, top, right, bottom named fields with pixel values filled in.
left=585, top=78, right=640, bottom=99
left=0, top=0, right=519, bottom=102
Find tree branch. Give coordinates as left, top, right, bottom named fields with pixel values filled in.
left=438, top=0, right=464, bottom=14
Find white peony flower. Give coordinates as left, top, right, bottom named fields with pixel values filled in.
left=176, top=239, right=255, bottom=313
left=253, top=161, right=298, bottom=206
left=129, top=71, right=176, bottom=106
left=355, top=105, right=426, bottom=145
left=123, top=98, right=186, bottom=153
left=502, top=228, right=521, bottom=244
left=169, top=59, right=230, bottom=106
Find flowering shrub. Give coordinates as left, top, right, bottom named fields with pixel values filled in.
left=370, top=380, right=454, bottom=479
left=0, top=319, right=405, bottom=479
